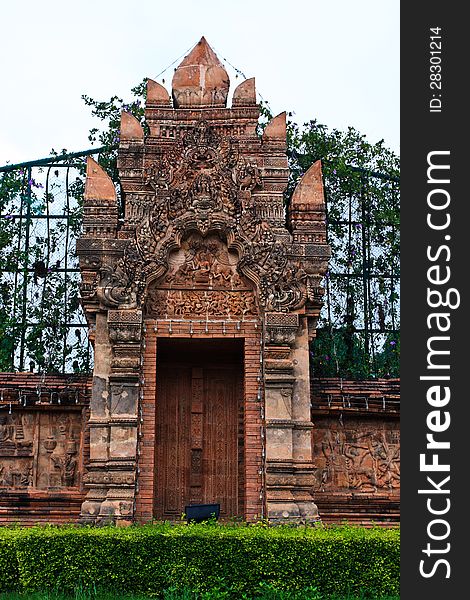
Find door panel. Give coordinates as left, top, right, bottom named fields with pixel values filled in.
left=203, top=367, right=239, bottom=517
left=155, top=366, right=191, bottom=517
left=154, top=341, right=243, bottom=520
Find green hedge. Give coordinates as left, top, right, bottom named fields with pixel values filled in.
left=0, top=524, right=399, bottom=598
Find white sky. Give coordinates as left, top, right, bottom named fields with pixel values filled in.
left=0, top=0, right=399, bottom=166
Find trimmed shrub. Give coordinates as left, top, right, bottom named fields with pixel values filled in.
left=0, top=528, right=21, bottom=592
left=0, top=524, right=399, bottom=598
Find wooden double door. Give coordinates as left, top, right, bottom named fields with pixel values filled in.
left=154, top=339, right=244, bottom=519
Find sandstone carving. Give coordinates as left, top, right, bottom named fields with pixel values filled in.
left=313, top=422, right=400, bottom=493
left=0, top=411, right=81, bottom=490
left=76, top=37, right=330, bottom=524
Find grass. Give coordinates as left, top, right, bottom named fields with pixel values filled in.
left=0, top=591, right=400, bottom=600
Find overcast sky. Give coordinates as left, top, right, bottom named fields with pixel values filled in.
left=0, top=0, right=399, bottom=166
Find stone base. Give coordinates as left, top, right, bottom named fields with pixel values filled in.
left=78, top=499, right=103, bottom=524
left=267, top=500, right=320, bottom=523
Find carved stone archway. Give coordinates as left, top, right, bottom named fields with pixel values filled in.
left=77, top=37, right=330, bottom=524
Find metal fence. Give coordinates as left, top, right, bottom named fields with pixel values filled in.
left=312, top=166, right=400, bottom=379
left=0, top=149, right=106, bottom=373
left=0, top=151, right=399, bottom=378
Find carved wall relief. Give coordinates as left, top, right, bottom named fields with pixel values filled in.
left=164, top=233, right=246, bottom=290
left=144, top=232, right=258, bottom=319
left=0, top=411, right=82, bottom=491
left=145, top=290, right=257, bottom=319
left=312, top=418, right=400, bottom=494
left=0, top=412, right=34, bottom=489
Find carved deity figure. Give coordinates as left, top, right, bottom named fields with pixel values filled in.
left=0, top=414, right=15, bottom=450
left=51, top=451, right=78, bottom=487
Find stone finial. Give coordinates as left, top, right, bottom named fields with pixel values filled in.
left=232, top=78, right=256, bottom=107
left=262, top=112, right=286, bottom=142
left=84, top=157, right=116, bottom=201
left=146, top=79, right=171, bottom=106
left=120, top=112, right=144, bottom=142
left=172, top=36, right=230, bottom=108
left=291, top=160, right=325, bottom=208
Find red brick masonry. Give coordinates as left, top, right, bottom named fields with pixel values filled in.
left=1, top=373, right=398, bottom=525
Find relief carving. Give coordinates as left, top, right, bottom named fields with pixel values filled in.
left=145, top=289, right=257, bottom=319
left=0, top=411, right=81, bottom=490
left=163, top=233, right=246, bottom=290
left=0, top=413, right=33, bottom=456
left=51, top=440, right=78, bottom=487
left=81, top=117, right=320, bottom=316
left=37, top=414, right=81, bottom=489
left=313, top=423, right=400, bottom=494
left=0, top=462, right=33, bottom=488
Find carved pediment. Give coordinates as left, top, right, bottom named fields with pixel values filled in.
left=78, top=51, right=329, bottom=318
left=163, top=233, right=247, bottom=290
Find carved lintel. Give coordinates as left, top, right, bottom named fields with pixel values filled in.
left=83, top=470, right=136, bottom=487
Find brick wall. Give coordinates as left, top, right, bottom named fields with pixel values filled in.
left=0, top=372, right=400, bottom=525
left=311, top=378, right=400, bottom=525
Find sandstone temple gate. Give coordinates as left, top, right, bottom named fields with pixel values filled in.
left=76, top=38, right=330, bottom=523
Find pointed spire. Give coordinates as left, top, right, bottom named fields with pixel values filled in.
left=120, top=112, right=144, bottom=142
left=232, top=78, right=256, bottom=107
left=172, top=37, right=230, bottom=108
left=291, top=160, right=325, bottom=208
left=262, top=112, right=286, bottom=142
left=84, top=157, right=116, bottom=201
left=146, top=79, right=171, bottom=106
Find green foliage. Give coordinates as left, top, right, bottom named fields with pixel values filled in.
left=0, top=527, right=20, bottom=592
left=81, top=79, right=146, bottom=185
left=0, top=592, right=400, bottom=600
left=0, top=162, right=91, bottom=373
left=0, top=524, right=399, bottom=598
left=287, top=121, right=400, bottom=379
left=311, top=330, right=400, bottom=379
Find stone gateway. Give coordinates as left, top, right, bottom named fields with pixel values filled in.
left=76, top=37, right=330, bottom=524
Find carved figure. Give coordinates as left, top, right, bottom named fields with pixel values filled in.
left=0, top=414, right=15, bottom=448
left=52, top=450, right=78, bottom=487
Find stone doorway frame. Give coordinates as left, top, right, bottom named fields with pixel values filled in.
left=152, top=337, right=244, bottom=520
left=136, top=318, right=264, bottom=522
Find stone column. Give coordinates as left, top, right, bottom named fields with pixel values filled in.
left=99, top=309, right=142, bottom=523
left=263, top=313, right=319, bottom=522
left=80, top=311, right=112, bottom=522
left=78, top=158, right=143, bottom=524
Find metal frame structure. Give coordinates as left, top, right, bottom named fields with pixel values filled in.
left=0, top=148, right=108, bottom=373
left=1, top=150, right=399, bottom=377
left=318, top=166, right=400, bottom=378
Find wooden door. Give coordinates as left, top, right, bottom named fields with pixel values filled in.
left=154, top=340, right=243, bottom=519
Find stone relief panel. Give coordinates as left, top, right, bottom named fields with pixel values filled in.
left=0, top=412, right=34, bottom=488
left=163, top=233, right=247, bottom=290
left=145, top=290, right=257, bottom=319
left=0, top=411, right=82, bottom=491
left=144, top=232, right=258, bottom=319
left=312, top=418, right=400, bottom=494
